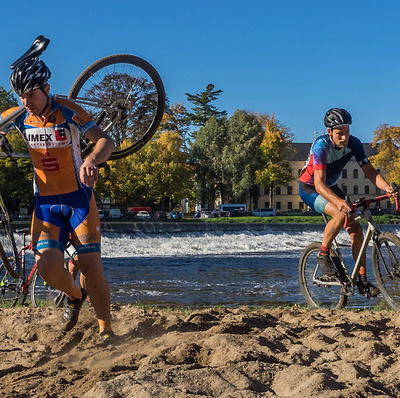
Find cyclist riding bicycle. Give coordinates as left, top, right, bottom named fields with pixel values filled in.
left=1, top=53, right=115, bottom=343
left=299, top=108, right=393, bottom=297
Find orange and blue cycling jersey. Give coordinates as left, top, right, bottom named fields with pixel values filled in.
left=1, top=96, right=101, bottom=254
left=1, top=95, right=96, bottom=196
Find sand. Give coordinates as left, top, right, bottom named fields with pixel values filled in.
left=1, top=304, right=400, bottom=397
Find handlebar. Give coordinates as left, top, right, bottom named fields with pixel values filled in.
left=343, top=188, right=399, bottom=228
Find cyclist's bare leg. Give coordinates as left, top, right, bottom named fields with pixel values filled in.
left=345, top=220, right=366, bottom=273
left=35, top=248, right=82, bottom=300
left=321, top=202, right=345, bottom=249
left=68, top=256, right=87, bottom=291
left=77, top=251, right=111, bottom=332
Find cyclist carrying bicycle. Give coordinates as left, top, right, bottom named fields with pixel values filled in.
left=0, top=50, right=115, bottom=343
left=299, top=108, right=393, bottom=297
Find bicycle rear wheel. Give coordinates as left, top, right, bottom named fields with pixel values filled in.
left=0, top=195, right=20, bottom=280
left=299, top=242, right=347, bottom=309
left=372, top=232, right=400, bottom=311
left=69, top=54, right=165, bottom=160
left=31, top=267, right=65, bottom=308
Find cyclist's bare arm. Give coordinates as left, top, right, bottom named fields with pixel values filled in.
left=361, top=162, right=393, bottom=194
left=314, top=169, right=351, bottom=213
left=80, top=126, right=115, bottom=187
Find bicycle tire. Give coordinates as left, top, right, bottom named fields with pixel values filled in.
left=299, top=242, right=347, bottom=309
left=0, top=195, right=20, bottom=280
left=68, top=54, right=165, bottom=160
left=372, top=232, right=400, bottom=311
left=31, top=267, right=65, bottom=308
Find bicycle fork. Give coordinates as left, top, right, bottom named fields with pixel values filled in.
left=373, top=235, right=400, bottom=279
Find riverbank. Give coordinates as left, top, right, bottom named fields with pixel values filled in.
left=12, top=219, right=400, bottom=234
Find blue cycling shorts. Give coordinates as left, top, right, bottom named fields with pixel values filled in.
left=299, top=182, right=345, bottom=214
left=31, top=186, right=101, bottom=254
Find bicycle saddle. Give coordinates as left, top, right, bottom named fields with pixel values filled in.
left=10, top=35, right=50, bottom=70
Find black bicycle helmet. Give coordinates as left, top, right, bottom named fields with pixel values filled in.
left=324, top=108, right=352, bottom=129
left=10, top=58, right=51, bottom=95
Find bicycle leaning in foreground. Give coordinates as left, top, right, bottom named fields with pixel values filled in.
left=299, top=189, right=400, bottom=310
left=0, top=35, right=166, bottom=306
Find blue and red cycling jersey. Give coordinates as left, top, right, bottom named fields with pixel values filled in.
left=299, top=134, right=369, bottom=187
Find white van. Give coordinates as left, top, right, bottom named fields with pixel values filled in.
left=252, top=208, right=276, bottom=217
left=109, top=208, right=122, bottom=219
left=212, top=204, right=247, bottom=217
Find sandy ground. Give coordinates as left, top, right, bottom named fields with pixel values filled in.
left=1, top=304, right=400, bottom=397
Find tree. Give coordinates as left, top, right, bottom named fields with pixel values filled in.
left=159, top=102, right=191, bottom=147
left=222, top=110, right=263, bottom=204
left=255, top=114, right=295, bottom=207
left=0, top=86, right=33, bottom=212
left=185, top=84, right=227, bottom=128
left=95, top=131, right=193, bottom=211
left=370, top=124, right=400, bottom=185
left=190, top=115, right=229, bottom=207
left=0, top=87, right=18, bottom=113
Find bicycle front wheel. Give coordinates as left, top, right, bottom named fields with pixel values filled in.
left=31, top=267, right=65, bottom=308
left=69, top=54, right=165, bottom=160
left=0, top=195, right=20, bottom=280
left=299, top=242, right=347, bottom=309
left=372, top=232, right=400, bottom=311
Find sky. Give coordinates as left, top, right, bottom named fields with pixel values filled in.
left=1, top=0, right=400, bottom=143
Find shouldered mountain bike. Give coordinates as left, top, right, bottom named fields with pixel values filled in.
left=299, top=190, right=400, bottom=310
left=0, top=35, right=165, bottom=161
left=0, top=35, right=165, bottom=306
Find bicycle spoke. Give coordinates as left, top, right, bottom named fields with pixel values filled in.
left=69, top=54, right=165, bottom=160
left=299, top=242, right=347, bottom=309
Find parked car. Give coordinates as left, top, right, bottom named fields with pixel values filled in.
left=370, top=207, right=393, bottom=215
left=226, top=209, right=249, bottom=217
left=154, top=211, right=167, bottom=220
left=252, top=208, right=276, bottom=217
left=109, top=208, right=122, bottom=219
left=137, top=210, right=151, bottom=219
left=200, top=210, right=214, bottom=218
left=212, top=204, right=247, bottom=217
left=168, top=210, right=183, bottom=219
left=98, top=209, right=105, bottom=219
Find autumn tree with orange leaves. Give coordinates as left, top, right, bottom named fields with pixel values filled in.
left=370, top=124, right=400, bottom=185
left=255, top=114, right=295, bottom=208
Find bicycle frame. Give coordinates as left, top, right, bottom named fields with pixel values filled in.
left=317, top=192, right=399, bottom=296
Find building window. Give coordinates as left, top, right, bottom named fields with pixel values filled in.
left=342, top=185, right=348, bottom=194
left=287, top=186, right=293, bottom=195
left=354, top=185, right=359, bottom=195
left=365, top=185, right=370, bottom=194
left=264, top=187, right=268, bottom=195
left=342, top=169, right=347, bottom=178
left=288, top=202, right=293, bottom=210
left=264, top=201, right=270, bottom=208
left=276, top=202, right=281, bottom=210
left=353, top=169, right=358, bottom=179
left=276, top=187, right=281, bottom=195
left=299, top=202, right=304, bottom=209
